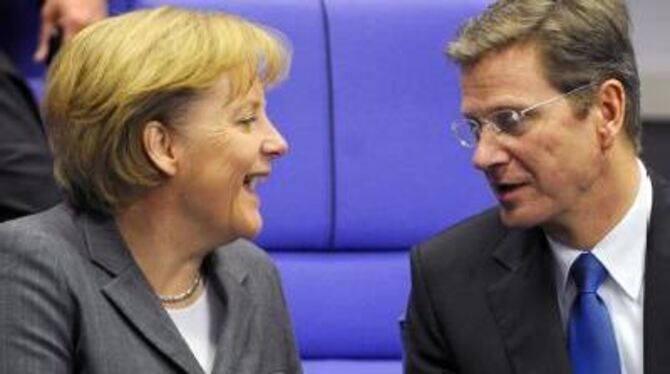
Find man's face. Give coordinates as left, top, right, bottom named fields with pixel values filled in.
left=460, top=43, right=605, bottom=229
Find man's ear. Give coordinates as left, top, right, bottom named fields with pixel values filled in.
left=595, top=79, right=626, bottom=149
left=143, top=121, right=179, bottom=176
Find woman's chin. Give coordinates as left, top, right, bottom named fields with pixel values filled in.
left=233, top=213, right=263, bottom=240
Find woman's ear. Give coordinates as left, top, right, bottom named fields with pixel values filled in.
left=595, top=79, right=626, bottom=150
left=143, top=121, right=179, bottom=176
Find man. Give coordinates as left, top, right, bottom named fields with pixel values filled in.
left=402, top=1, right=669, bottom=373
left=0, top=0, right=106, bottom=221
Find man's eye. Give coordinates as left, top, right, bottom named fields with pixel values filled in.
left=468, top=121, right=482, bottom=140
left=490, top=110, right=522, bottom=134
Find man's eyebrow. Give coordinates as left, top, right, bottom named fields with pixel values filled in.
left=461, top=112, right=479, bottom=121
left=463, top=103, right=528, bottom=119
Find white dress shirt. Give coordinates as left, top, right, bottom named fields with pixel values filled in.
left=548, top=160, right=652, bottom=374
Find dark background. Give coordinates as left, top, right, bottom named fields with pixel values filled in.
left=642, top=120, right=670, bottom=179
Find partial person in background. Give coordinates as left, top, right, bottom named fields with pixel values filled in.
left=0, top=52, right=59, bottom=221
left=403, top=1, right=667, bottom=373
left=34, top=0, right=108, bottom=63
left=0, top=0, right=107, bottom=221
left=0, top=7, right=301, bottom=374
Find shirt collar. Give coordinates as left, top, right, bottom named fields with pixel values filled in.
left=548, top=159, right=652, bottom=301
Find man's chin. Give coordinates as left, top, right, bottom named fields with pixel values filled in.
left=498, top=205, right=544, bottom=229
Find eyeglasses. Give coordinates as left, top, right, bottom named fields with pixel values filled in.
left=451, top=83, right=595, bottom=148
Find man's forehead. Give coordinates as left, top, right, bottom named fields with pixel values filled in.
left=461, top=43, right=545, bottom=85
left=458, top=43, right=555, bottom=113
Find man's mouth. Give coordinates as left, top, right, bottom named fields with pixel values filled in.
left=492, top=181, right=527, bottom=198
left=243, top=172, right=269, bottom=192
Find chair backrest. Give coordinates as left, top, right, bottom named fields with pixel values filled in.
left=108, top=0, right=498, bottom=361
left=9, top=0, right=496, bottom=363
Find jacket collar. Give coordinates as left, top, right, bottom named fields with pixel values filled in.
left=486, top=171, right=670, bottom=374
left=80, top=212, right=255, bottom=374
left=206, top=251, right=255, bottom=373
left=643, top=173, right=670, bottom=374
left=487, top=226, right=572, bottom=374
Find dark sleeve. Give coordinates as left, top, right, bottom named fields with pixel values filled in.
left=0, top=54, right=60, bottom=222
left=0, top=227, right=75, bottom=373
left=402, top=245, right=457, bottom=374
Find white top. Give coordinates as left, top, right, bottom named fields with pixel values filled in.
left=548, top=159, right=652, bottom=374
left=167, top=281, right=223, bottom=374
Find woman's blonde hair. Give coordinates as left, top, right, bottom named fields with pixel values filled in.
left=45, top=6, right=291, bottom=214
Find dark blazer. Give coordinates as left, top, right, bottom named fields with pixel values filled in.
left=0, top=52, right=60, bottom=222
left=0, top=203, right=301, bottom=374
left=402, top=175, right=670, bottom=374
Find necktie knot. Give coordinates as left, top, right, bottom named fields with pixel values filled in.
left=571, top=253, right=607, bottom=293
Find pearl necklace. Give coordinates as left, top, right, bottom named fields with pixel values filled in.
left=157, top=273, right=203, bottom=304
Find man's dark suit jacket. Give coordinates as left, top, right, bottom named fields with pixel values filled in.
left=0, top=52, right=60, bottom=222
left=403, top=175, right=670, bottom=374
left=0, top=203, right=301, bottom=373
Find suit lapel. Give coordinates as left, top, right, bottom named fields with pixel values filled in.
left=207, top=252, right=255, bottom=374
left=644, top=175, right=670, bottom=374
left=81, top=213, right=204, bottom=374
left=486, top=228, right=571, bottom=374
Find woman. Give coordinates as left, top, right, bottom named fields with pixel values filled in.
left=0, top=7, right=300, bottom=374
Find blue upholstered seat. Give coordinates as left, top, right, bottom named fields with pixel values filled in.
left=8, top=0, right=494, bottom=372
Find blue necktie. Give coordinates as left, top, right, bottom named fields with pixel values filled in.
left=567, top=253, right=621, bottom=374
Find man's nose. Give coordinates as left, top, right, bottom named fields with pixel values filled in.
left=472, top=127, right=509, bottom=171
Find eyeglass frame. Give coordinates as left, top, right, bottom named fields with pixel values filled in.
left=451, top=82, right=596, bottom=149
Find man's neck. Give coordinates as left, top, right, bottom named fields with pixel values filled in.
left=544, top=152, right=641, bottom=250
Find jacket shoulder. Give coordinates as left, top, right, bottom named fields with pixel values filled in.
left=422, top=208, right=506, bottom=254
left=214, top=239, right=276, bottom=275
left=211, top=239, right=283, bottom=299
left=0, top=204, right=82, bottom=262
left=412, top=208, right=511, bottom=278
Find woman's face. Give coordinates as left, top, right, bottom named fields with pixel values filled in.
left=172, top=75, right=288, bottom=245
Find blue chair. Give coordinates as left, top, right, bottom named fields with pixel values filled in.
left=9, top=0, right=495, bottom=372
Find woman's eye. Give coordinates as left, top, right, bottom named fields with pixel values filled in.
left=237, top=116, right=257, bottom=127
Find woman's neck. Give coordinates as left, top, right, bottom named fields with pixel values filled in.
left=114, top=196, right=209, bottom=308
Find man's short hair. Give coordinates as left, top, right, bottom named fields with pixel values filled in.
left=45, top=6, right=291, bottom=214
left=447, top=0, right=641, bottom=152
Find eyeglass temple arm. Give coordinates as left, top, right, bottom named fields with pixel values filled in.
left=520, top=83, right=596, bottom=115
